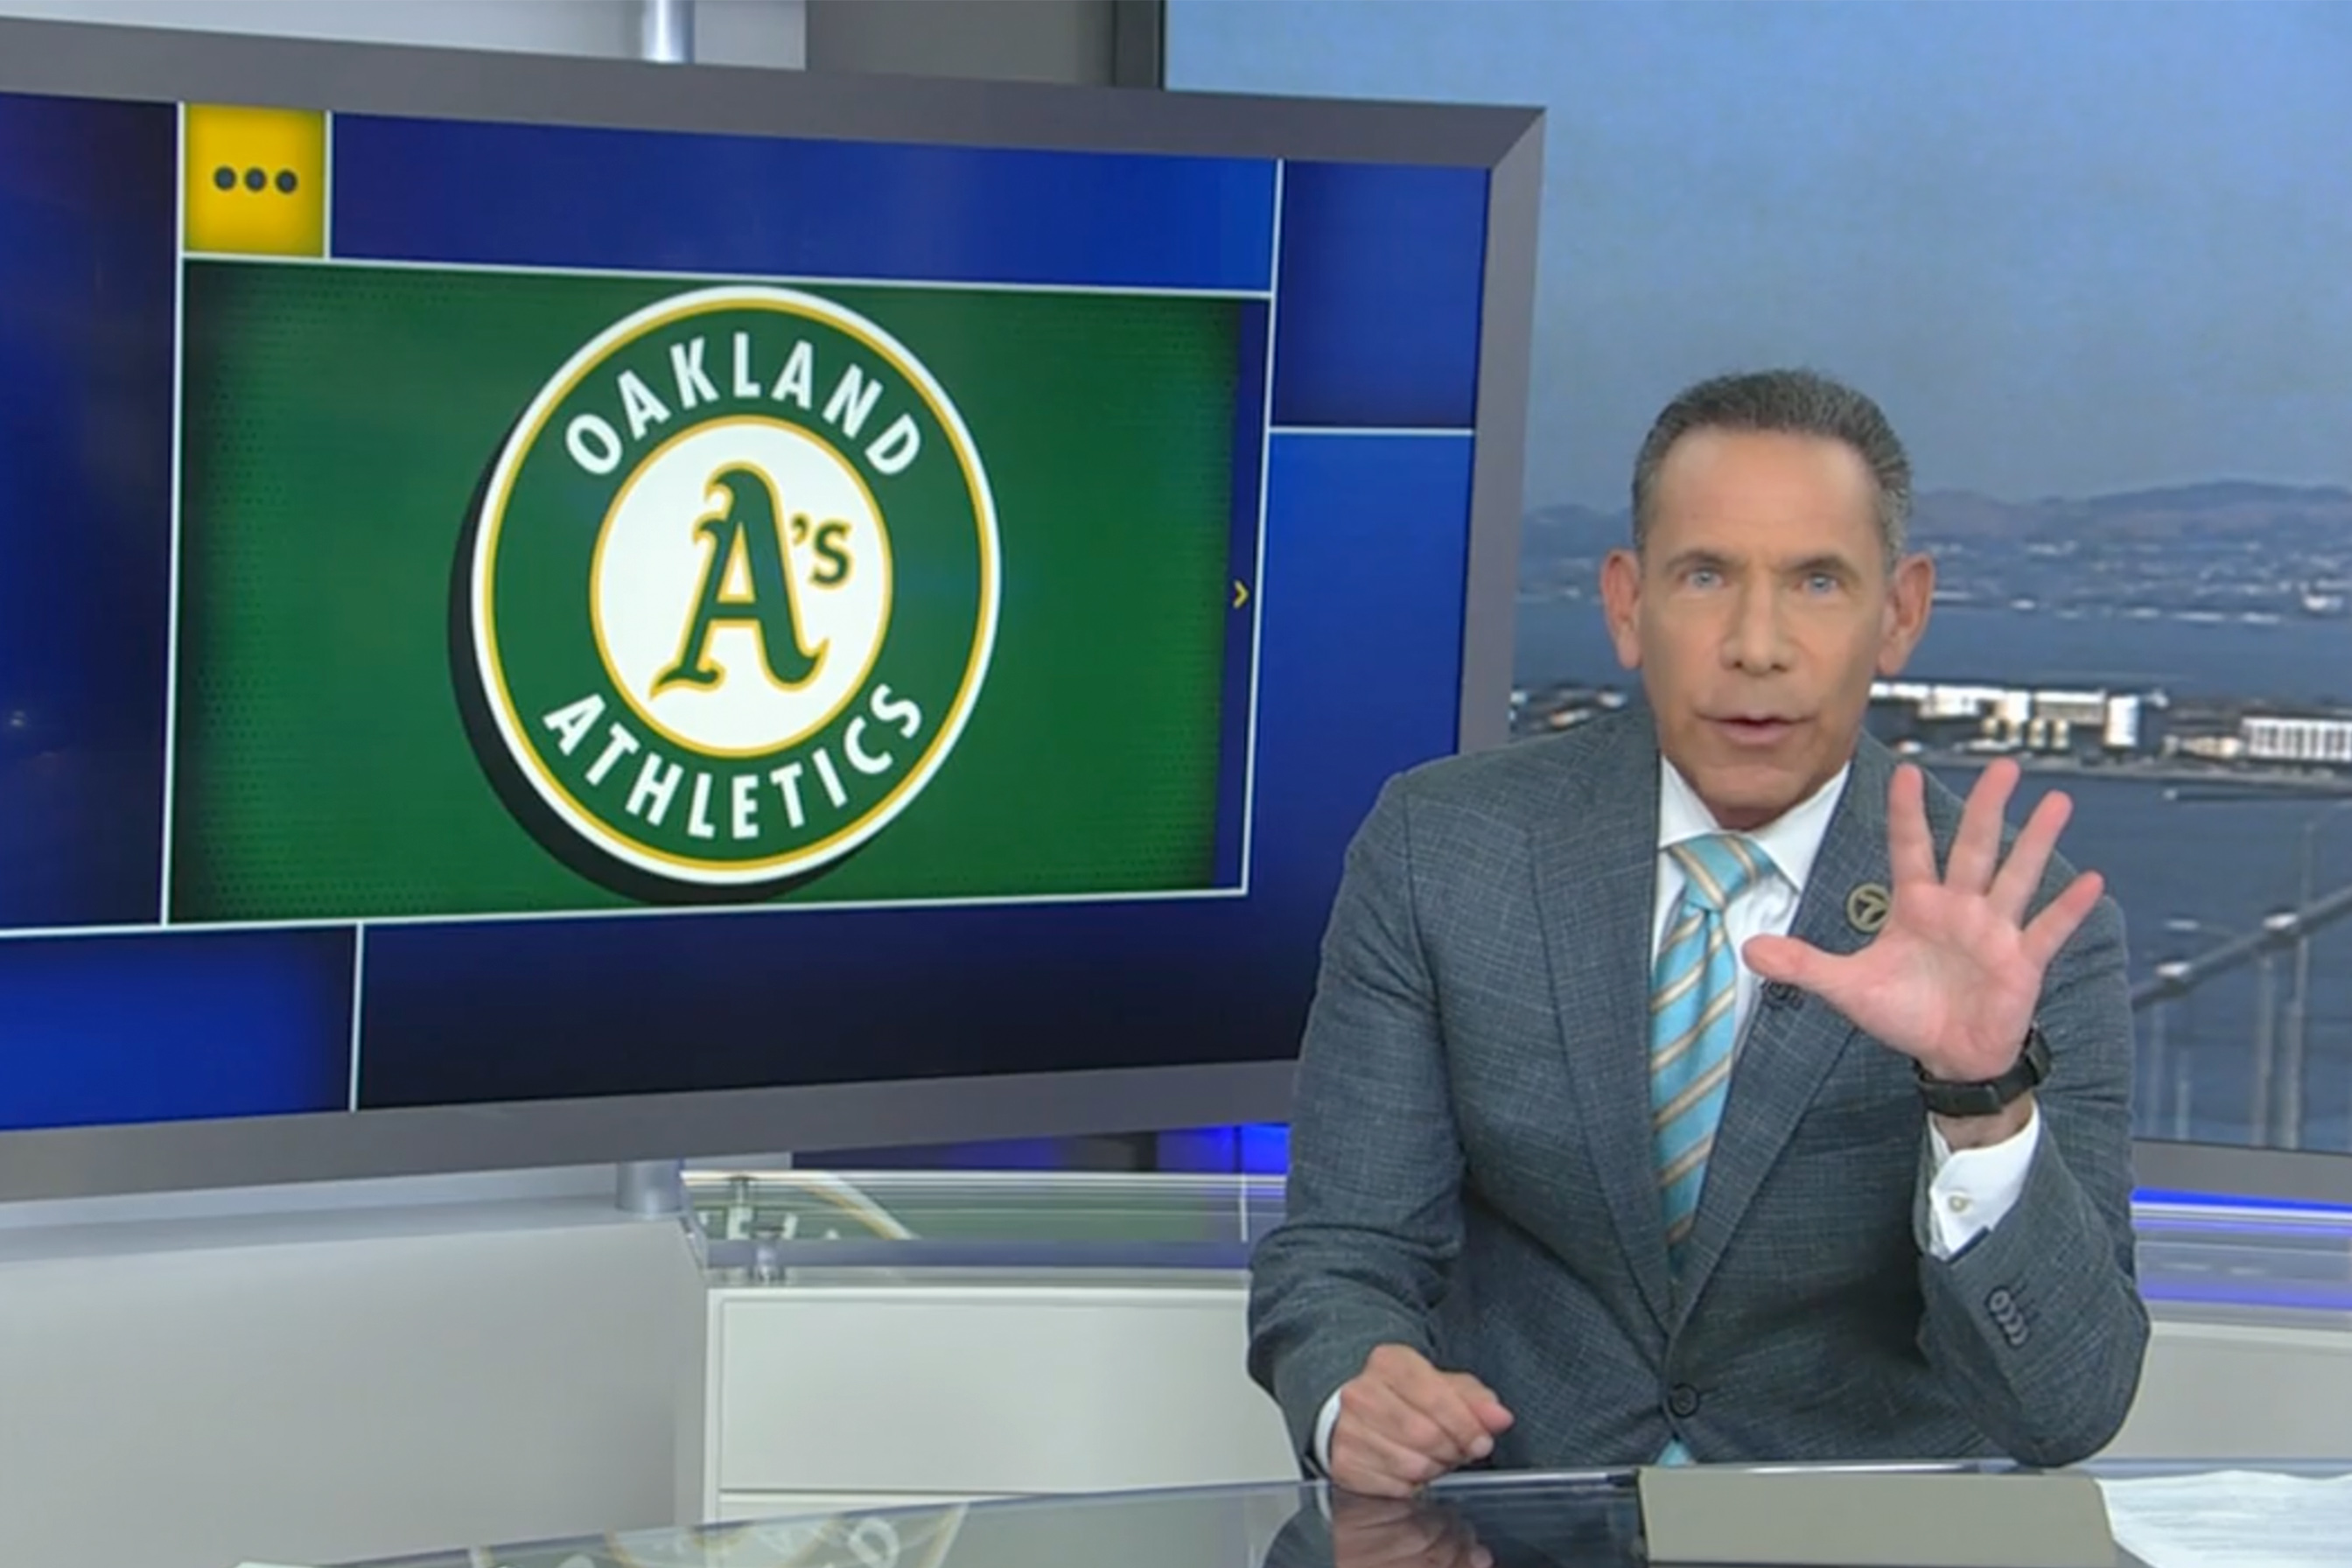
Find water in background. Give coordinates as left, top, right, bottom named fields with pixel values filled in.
left=1517, top=600, right=2352, bottom=1153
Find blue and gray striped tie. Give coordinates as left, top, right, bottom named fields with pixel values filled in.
left=1651, top=832, right=1770, bottom=1467
left=1651, top=832, right=1771, bottom=1273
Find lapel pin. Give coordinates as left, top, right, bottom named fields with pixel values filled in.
left=1846, top=882, right=1891, bottom=935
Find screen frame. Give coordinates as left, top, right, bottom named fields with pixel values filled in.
left=0, top=13, right=1542, bottom=1201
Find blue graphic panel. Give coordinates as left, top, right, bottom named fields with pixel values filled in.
left=0, top=92, right=176, bottom=928
left=0, top=927, right=354, bottom=1132
left=332, top=116, right=1279, bottom=293
left=1247, top=433, right=1473, bottom=907
left=1274, top=162, right=1488, bottom=429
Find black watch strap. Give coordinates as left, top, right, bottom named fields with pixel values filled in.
left=1916, top=1023, right=2051, bottom=1119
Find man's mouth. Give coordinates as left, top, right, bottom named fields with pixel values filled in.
left=1709, top=714, right=1801, bottom=746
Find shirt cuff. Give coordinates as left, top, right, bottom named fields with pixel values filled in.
left=1313, top=1388, right=1344, bottom=1477
left=1923, top=1102, right=2041, bottom=1259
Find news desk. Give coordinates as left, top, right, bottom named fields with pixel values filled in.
left=332, top=1461, right=2347, bottom=1568
left=288, top=1171, right=2352, bottom=1568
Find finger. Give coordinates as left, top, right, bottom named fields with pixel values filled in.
left=1347, top=1377, right=1478, bottom=1467
left=1388, top=1365, right=1499, bottom=1460
left=2020, top=869, right=2104, bottom=974
left=1327, top=1452, right=1418, bottom=1501
left=1944, top=758, right=2020, bottom=894
left=1886, top=763, right=1939, bottom=891
left=1358, top=1348, right=1482, bottom=1458
left=1740, top=932, right=1831, bottom=992
left=1333, top=1419, right=1453, bottom=1496
left=1442, top=1373, right=1516, bottom=1434
left=1987, top=788, right=2072, bottom=924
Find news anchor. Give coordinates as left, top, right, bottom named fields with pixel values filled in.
left=1247, top=369, right=2148, bottom=1496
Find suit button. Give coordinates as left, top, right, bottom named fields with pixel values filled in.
left=1763, top=981, right=1802, bottom=1009
left=1987, top=1287, right=2015, bottom=1313
left=1668, top=1384, right=1701, bottom=1418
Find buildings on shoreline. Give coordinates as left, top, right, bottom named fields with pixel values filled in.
left=1509, top=677, right=2352, bottom=780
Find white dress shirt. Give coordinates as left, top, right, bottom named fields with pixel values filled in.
left=1310, top=760, right=2041, bottom=1475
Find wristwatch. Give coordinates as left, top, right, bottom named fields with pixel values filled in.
left=1915, top=1023, right=2051, bottom=1119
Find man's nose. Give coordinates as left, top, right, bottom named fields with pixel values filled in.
left=1724, top=584, right=1790, bottom=672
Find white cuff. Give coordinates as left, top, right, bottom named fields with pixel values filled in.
left=1923, top=1102, right=2041, bottom=1260
left=1313, top=1388, right=1344, bottom=1476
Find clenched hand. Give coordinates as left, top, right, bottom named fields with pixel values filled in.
left=1329, top=1344, right=1515, bottom=1497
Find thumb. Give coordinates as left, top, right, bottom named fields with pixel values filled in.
left=1740, top=932, right=1822, bottom=989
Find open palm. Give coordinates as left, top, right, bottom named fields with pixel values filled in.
left=1743, top=760, right=2104, bottom=1083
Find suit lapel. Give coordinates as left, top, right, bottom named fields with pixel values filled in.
left=1527, top=715, right=1675, bottom=1331
left=1669, top=738, right=1897, bottom=1320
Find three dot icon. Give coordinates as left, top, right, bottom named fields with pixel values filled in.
left=183, top=104, right=327, bottom=256
left=212, top=164, right=301, bottom=195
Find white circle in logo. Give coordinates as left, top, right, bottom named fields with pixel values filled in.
left=591, top=416, right=892, bottom=757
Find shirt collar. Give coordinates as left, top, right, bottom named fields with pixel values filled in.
left=1657, top=757, right=1851, bottom=899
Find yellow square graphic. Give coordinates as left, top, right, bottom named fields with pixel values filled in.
left=185, top=105, right=326, bottom=256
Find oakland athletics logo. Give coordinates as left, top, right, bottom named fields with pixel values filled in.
left=459, top=284, right=998, bottom=895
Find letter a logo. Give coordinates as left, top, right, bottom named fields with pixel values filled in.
left=655, top=464, right=826, bottom=694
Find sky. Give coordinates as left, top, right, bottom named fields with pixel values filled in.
left=1167, top=0, right=2352, bottom=512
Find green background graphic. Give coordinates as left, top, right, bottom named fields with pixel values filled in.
left=172, top=262, right=1242, bottom=920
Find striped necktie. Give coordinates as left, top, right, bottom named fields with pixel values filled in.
left=1651, top=831, right=1772, bottom=1273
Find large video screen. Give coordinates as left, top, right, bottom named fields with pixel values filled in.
left=0, top=80, right=1513, bottom=1141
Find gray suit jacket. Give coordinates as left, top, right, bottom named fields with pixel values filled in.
left=1247, top=710, right=2149, bottom=1471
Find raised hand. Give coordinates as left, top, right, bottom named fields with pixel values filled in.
left=1741, top=758, right=2104, bottom=1088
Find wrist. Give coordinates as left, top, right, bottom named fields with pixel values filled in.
left=1914, top=1022, right=2050, bottom=1123
left=1932, top=1093, right=2034, bottom=1150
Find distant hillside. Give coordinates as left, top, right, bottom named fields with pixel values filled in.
left=1916, top=481, right=2352, bottom=545
left=1522, top=480, right=2352, bottom=567
left=1517, top=480, right=2352, bottom=617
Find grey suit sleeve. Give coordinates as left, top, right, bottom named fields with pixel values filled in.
left=1914, top=890, right=2150, bottom=1466
left=1247, top=774, right=1467, bottom=1465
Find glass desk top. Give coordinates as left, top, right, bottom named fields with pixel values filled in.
left=332, top=1464, right=2352, bottom=1568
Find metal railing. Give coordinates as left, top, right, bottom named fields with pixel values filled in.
left=678, top=1168, right=2352, bottom=1323
left=2132, top=879, right=2352, bottom=1149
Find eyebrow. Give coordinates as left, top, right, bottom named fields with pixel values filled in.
left=1657, top=549, right=1861, bottom=578
left=1660, top=548, right=1733, bottom=576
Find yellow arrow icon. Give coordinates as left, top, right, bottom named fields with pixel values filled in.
left=1233, top=579, right=1250, bottom=609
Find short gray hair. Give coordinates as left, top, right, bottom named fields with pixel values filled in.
left=1629, top=368, right=1912, bottom=565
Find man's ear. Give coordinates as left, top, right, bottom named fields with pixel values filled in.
left=1877, top=552, right=1936, bottom=676
left=1600, top=549, right=1643, bottom=670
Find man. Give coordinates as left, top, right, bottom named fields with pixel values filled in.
left=1246, top=369, right=2148, bottom=1497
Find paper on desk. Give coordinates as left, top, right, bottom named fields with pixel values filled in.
left=2096, top=1470, right=2352, bottom=1568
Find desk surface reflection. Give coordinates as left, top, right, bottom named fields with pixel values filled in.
left=340, top=1464, right=2340, bottom=1568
